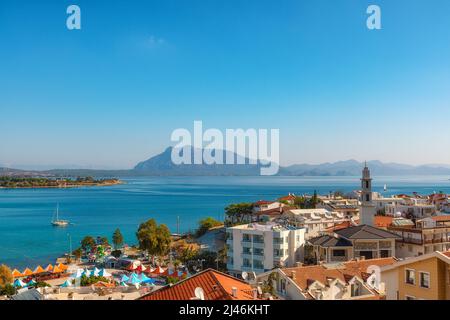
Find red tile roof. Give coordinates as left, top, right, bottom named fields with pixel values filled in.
left=324, top=220, right=359, bottom=232
left=374, top=216, right=394, bottom=228
left=431, top=215, right=450, bottom=222
left=139, top=269, right=259, bottom=300
left=254, top=200, right=274, bottom=206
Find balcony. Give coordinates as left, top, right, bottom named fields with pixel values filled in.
left=401, top=237, right=423, bottom=245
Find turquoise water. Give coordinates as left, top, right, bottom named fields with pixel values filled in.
left=1, top=175, right=450, bottom=269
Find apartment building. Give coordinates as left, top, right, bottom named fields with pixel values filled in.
left=226, top=222, right=305, bottom=277
left=387, top=216, right=450, bottom=258
left=282, top=208, right=356, bottom=239
left=256, top=257, right=396, bottom=300
left=381, top=251, right=450, bottom=300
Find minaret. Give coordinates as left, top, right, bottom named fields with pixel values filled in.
left=360, top=162, right=376, bottom=226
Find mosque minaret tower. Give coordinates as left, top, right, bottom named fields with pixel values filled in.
left=360, top=162, right=376, bottom=226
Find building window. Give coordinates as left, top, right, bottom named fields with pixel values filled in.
left=405, top=295, right=416, bottom=300
left=351, top=283, right=361, bottom=297
left=419, top=272, right=430, bottom=288
left=366, top=194, right=370, bottom=202
left=405, top=269, right=415, bottom=285
left=333, top=250, right=346, bottom=257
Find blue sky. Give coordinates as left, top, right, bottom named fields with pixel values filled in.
left=1, top=0, right=450, bottom=169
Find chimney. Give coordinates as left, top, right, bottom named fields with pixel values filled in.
left=290, top=271, right=296, bottom=280
left=231, top=287, right=237, bottom=298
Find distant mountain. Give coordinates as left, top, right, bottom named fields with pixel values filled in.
left=280, top=160, right=450, bottom=176
left=3, top=148, right=450, bottom=177
left=134, top=147, right=263, bottom=176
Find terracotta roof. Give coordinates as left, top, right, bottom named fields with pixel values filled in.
left=279, top=194, right=296, bottom=201
left=374, top=216, right=394, bottom=228
left=343, top=257, right=397, bottom=273
left=139, top=269, right=259, bottom=300
left=431, top=215, right=450, bottom=222
left=324, top=220, right=358, bottom=232
left=282, top=257, right=396, bottom=296
left=254, top=200, right=274, bottom=206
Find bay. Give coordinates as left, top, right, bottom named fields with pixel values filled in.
left=1, top=175, right=450, bottom=269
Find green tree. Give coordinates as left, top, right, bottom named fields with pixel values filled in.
left=310, top=190, right=319, bottom=208
left=112, top=228, right=124, bottom=249
left=72, top=248, right=83, bottom=261
left=98, top=236, right=109, bottom=246
left=136, top=219, right=172, bottom=263
left=224, top=203, right=254, bottom=225
left=81, top=236, right=96, bottom=251
left=0, top=265, right=13, bottom=288
left=195, top=217, right=222, bottom=238
left=0, top=284, right=15, bottom=296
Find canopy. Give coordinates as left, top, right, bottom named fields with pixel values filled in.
left=22, top=268, right=33, bottom=276
left=70, top=269, right=84, bottom=279
left=44, top=264, right=53, bottom=272
left=139, top=273, right=150, bottom=282
left=119, top=282, right=128, bottom=287
left=27, top=279, right=37, bottom=286
left=98, top=269, right=111, bottom=277
left=82, top=269, right=92, bottom=277
left=135, top=264, right=146, bottom=273
left=127, top=273, right=141, bottom=285
left=12, top=269, right=23, bottom=278
left=57, top=263, right=68, bottom=271
left=33, top=265, right=45, bottom=274
left=93, top=267, right=101, bottom=277
left=53, top=266, right=63, bottom=274
left=60, top=280, right=73, bottom=288
left=157, top=266, right=165, bottom=274
left=13, top=279, right=25, bottom=288
left=120, top=274, right=129, bottom=282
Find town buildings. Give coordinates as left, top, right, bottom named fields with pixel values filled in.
left=381, top=251, right=450, bottom=300
left=256, top=257, right=396, bottom=300
left=139, top=268, right=261, bottom=300
left=226, top=222, right=305, bottom=277
left=308, top=225, right=401, bottom=263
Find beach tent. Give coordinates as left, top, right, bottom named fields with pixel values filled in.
left=119, top=282, right=128, bottom=287
left=120, top=274, right=129, bottom=283
left=33, top=265, right=45, bottom=274
left=44, top=264, right=53, bottom=272
left=22, top=268, right=33, bottom=277
left=127, top=273, right=141, bottom=285
left=82, top=269, right=92, bottom=277
left=135, top=264, right=146, bottom=273
left=27, top=279, right=37, bottom=286
left=70, top=269, right=84, bottom=279
left=52, top=266, right=63, bottom=274
left=98, top=269, right=111, bottom=277
left=139, top=273, right=150, bottom=282
left=93, top=267, right=101, bottom=276
left=57, top=263, right=68, bottom=271
left=60, top=280, right=73, bottom=288
left=11, top=269, right=23, bottom=278
left=13, top=279, right=26, bottom=288
left=156, top=266, right=165, bottom=275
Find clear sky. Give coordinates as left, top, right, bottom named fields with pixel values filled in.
left=1, top=0, right=450, bottom=169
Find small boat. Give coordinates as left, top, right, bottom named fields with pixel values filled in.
left=51, top=204, right=69, bottom=227
left=383, top=184, right=387, bottom=192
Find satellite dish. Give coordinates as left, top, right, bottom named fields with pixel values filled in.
left=242, top=271, right=248, bottom=280
left=194, top=287, right=205, bottom=300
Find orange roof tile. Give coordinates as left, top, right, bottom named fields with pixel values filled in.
left=139, top=269, right=259, bottom=300
left=374, top=216, right=394, bottom=228
left=431, top=215, right=450, bottom=222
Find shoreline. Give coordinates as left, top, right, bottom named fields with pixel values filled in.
left=0, top=180, right=124, bottom=190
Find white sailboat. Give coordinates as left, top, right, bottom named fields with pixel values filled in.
left=383, top=184, right=387, bottom=192
left=51, top=204, right=69, bottom=227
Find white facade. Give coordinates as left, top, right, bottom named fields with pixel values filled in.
left=226, top=223, right=305, bottom=276
left=282, top=208, right=355, bottom=239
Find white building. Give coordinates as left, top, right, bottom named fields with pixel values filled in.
left=281, top=208, right=356, bottom=239
left=226, top=222, right=305, bottom=277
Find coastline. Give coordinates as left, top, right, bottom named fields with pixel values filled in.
left=0, top=180, right=124, bottom=190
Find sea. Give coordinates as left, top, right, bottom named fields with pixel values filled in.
left=1, top=175, right=450, bottom=269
